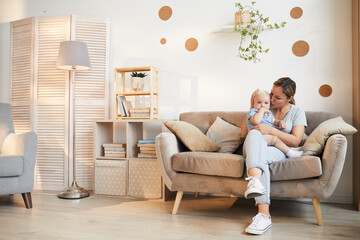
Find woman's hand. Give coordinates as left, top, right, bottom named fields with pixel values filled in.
left=250, top=124, right=274, bottom=135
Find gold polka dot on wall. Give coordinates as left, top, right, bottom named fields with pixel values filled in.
left=319, top=84, right=332, bottom=97
left=185, top=38, right=198, bottom=52
left=160, top=38, right=167, bottom=45
left=159, top=6, right=172, bottom=21
left=292, top=40, right=310, bottom=57
left=290, top=7, right=303, bottom=19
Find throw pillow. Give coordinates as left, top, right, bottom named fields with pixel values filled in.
left=302, top=116, right=357, bottom=156
left=206, top=116, right=242, bottom=153
left=164, top=121, right=220, bottom=152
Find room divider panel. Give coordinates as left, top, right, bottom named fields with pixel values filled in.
left=10, top=15, right=110, bottom=191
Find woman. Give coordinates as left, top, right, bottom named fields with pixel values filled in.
left=241, top=77, right=307, bottom=235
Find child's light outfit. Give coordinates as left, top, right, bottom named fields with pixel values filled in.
left=247, top=108, right=275, bottom=131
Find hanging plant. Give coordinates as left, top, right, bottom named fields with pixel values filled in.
left=234, top=1, right=286, bottom=63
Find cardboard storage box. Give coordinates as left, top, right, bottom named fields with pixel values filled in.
left=95, top=159, right=127, bottom=196
left=128, top=158, right=162, bottom=198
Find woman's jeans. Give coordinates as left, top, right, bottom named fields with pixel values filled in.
left=243, top=129, right=287, bottom=205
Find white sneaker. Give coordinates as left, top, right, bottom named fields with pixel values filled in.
left=286, top=149, right=303, bottom=158
left=245, top=213, right=272, bottom=235
left=244, top=176, right=266, bottom=199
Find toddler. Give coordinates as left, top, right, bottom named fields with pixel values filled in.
left=247, top=89, right=303, bottom=158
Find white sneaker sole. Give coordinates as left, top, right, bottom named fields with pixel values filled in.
left=245, top=223, right=272, bottom=235
left=244, top=188, right=266, bottom=199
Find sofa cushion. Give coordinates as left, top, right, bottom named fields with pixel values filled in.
left=302, top=116, right=357, bottom=156
left=206, top=116, right=243, bottom=153
left=0, top=155, right=23, bottom=177
left=172, top=152, right=245, bottom=178
left=164, top=121, right=220, bottom=152
left=270, top=156, right=322, bottom=181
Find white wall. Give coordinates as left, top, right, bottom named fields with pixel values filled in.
left=0, top=0, right=353, bottom=203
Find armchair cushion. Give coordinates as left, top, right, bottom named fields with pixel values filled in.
left=206, top=116, right=242, bottom=153
left=302, top=117, right=357, bottom=156
left=0, top=155, right=23, bottom=177
left=269, top=155, right=322, bottom=181
left=172, top=152, right=245, bottom=178
left=164, top=121, right=220, bottom=152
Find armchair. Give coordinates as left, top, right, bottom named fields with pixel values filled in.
left=0, top=103, right=37, bottom=208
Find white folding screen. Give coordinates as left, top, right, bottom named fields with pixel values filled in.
left=10, top=17, right=34, bottom=134
left=10, top=15, right=109, bottom=191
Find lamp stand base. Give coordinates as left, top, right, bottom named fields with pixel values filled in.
left=58, top=181, right=90, bottom=199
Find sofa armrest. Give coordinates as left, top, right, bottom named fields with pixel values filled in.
left=155, top=132, right=182, bottom=190
left=318, top=133, right=347, bottom=199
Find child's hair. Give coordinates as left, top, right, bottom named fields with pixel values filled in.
left=254, top=89, right=270, bottom=97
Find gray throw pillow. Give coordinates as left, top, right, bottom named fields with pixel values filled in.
left=206, top=116, right=242, bottom=153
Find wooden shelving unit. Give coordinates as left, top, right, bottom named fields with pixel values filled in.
left=114, top=66, right=159, bottom=119
left=94, top=119, right=165, bottom=199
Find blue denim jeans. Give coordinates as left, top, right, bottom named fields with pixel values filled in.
left=243, top=129, right=287, bottom=205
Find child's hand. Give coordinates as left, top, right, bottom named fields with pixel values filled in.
left=259, top=107, right=271, bottom=116
left=279, top=120, right=286, bottom=129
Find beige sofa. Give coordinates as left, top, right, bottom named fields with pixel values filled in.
left=155, top=111, right=348, bottom=226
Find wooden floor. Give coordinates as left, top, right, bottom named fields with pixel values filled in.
left=0, top=192, right=360, bottom=240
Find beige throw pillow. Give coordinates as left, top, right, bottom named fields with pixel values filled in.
left=206, top=116, right=242, bottom=153
left=302, top=116, right=357, bottom=156
left=164, top=121, right=220, bottom=152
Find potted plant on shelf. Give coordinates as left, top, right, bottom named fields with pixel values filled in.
left=130, top=71, right=148, bottom=92
left=234, top=1, right=286, bottom=63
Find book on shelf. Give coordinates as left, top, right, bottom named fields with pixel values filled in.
left=103, top=143, right=126, bottom=148
left=137, top=153, right=157, bottom=159
left=129, top=107, right=157, bottom=117
left=137, top=143, right=156, bottom=148
left=138, top=139, right=155, bottom=144
left=123, top=100, right=133, bottom=116
left=140, top=150, right=156, bottom=155
left=104, top=152, right=126, bottom=158
left=130, top=107, right=150, bottom=113
left=103, top=147, right=125, bottom=152
left=116, top=95, right=126, bottom=117
left=138, top=146, right=155, bottom=151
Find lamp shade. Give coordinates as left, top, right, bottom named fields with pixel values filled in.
left=56, top=41, right=91, bottom=70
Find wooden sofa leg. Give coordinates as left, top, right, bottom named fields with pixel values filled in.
left=172, top=191, right=183, bottom=215
left=21, top=192, right=33, bottom=209
left=194, top=192, right=199, bottom=199
left=312, top=199, right=323, bottom=226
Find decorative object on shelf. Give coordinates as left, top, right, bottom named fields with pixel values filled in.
left=234, top=1, right=286, bottom=63
left=103, top=143, right=126, bottom=158
left=235, top=10, right=251, bottom=25
left=114, top=66, right=159, bottom=119
left=56, top=40, right=91, bottom=200
left=130, top=71, right=148, bottom=92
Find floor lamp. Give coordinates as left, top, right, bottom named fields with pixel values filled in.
left=56, top=41, right=91, bottom=199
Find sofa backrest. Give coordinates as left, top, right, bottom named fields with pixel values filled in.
left=0, top=103, right=15, bottom=151
left=179, top=111, right=338, bottom=136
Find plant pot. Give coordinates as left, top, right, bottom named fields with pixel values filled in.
left=131, top=77, right=145, bottom=92
left=235, top=11, right=251, bottom=25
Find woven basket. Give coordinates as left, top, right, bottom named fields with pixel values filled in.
left=235, top=11, right=251, bottom=25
